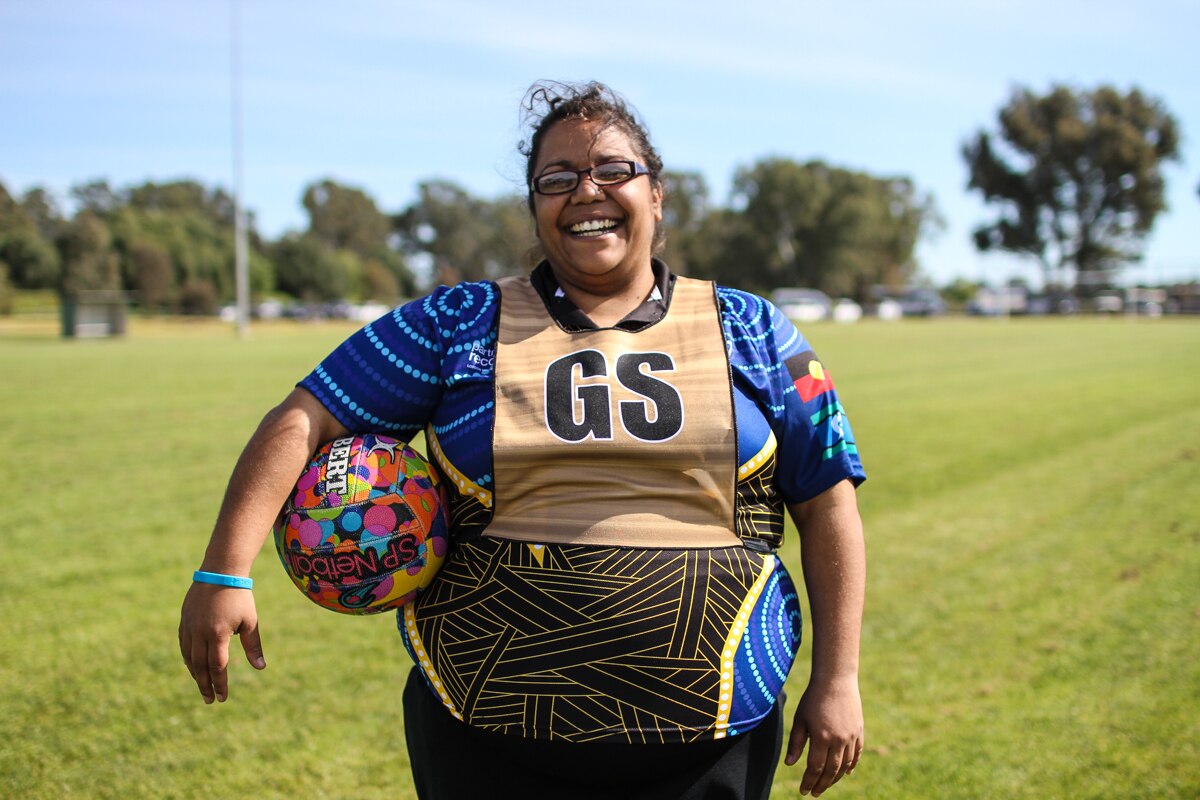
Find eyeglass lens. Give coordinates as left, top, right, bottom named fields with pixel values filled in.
left=535, top=162, right=638, bottom=194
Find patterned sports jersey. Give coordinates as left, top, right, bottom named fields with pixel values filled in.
left=299, top=267, right=865, bottom=742
left=402, top=539, right=800, bottom=742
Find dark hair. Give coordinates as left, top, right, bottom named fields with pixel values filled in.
left=519, top=80, right=664, bottom=215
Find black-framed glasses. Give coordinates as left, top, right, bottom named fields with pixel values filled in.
left=531, top=160, right=650, bottom=195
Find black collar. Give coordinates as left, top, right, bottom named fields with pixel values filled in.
left=528, top=259, right=675, bottom=332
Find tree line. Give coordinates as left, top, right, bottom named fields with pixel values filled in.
left=0, top=83, right=1184, bottom=315
left=0, top=163, right=939, bottom=314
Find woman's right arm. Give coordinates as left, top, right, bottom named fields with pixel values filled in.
left=178, top=387, right=348, bottom=704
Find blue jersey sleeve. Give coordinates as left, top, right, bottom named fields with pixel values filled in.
left=719, top=287, right=865, bottom=504
left=298, top=282, right=498, bottom=440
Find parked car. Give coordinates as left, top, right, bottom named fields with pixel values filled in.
left=1093, top=292, right=1123, bottom=314
left=770, top=288, right=832, bottom=322
left=831, top=298, right=863, bottom=323
left=875, top=298, right=903, bottom=321
left=967, top=286, right=1028, bottom=316
left=871, top=285, right=946, bottom=317
left=896, top=288, right=946, bottom=317
left=1025, top=293, right=1079, bottom=315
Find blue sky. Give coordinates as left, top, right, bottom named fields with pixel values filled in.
left=2, top=0, right=1197, bottom=288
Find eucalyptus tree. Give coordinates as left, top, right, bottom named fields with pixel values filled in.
left=691, top=159, right=939, bottom=301
left=963, top=84, right=1180, bottom=292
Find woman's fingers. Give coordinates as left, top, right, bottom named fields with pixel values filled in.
left=237, top=619, right=267, bottom=670
left=180, top=583, right=256, bottom=702
left=802, top=740, right=843, bottom=797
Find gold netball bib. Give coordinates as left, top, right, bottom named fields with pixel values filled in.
left=488, top=275, right=738, bottom=548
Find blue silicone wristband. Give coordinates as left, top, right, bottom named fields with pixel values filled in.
left=193, top=570, right=254, bottom=590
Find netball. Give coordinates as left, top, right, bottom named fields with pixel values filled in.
left=273, top=433, right=449, bottom=615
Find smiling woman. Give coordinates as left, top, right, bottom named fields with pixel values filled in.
left=179, top=80, right=867, bottom=800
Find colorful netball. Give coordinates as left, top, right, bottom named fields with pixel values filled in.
left=273, top=433, right=449, bottom=615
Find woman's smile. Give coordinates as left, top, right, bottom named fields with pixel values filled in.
left=566, top=217, right=622, bottom=237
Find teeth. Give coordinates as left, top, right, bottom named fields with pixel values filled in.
left=569, top=219, right=619, bottom=234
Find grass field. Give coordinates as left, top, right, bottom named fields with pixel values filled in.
left=1, top=314, right=1197, bottom=799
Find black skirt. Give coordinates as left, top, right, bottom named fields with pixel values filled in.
left=402, top=667, right=784, bottom=800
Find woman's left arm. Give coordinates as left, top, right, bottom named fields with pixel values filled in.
left=784, top=478, right=866, bottom=797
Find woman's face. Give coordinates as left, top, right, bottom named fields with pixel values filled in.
left=531, top=119, right=662, bottom=294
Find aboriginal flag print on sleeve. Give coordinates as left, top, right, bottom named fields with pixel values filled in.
left=786, top=350, right=836, bottom=403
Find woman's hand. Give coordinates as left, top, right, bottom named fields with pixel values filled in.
left=179, top=582, right=266, bottom=703
left=785, top=674, right=864, bottom=796
left=177, top=387, right=348, bottom=704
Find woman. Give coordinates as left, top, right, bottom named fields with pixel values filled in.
left=180, top=81, right=866, bottom=799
